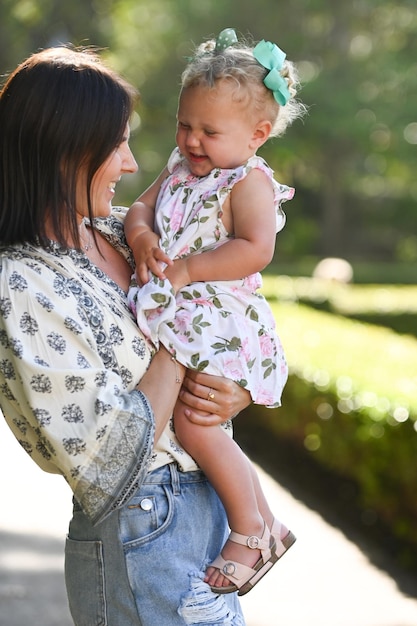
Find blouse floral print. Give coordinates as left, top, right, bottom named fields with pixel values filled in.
left=0, top=208, right=158, bottom=524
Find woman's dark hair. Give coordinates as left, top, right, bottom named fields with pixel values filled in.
left=0, top=46, right=138, bottom=248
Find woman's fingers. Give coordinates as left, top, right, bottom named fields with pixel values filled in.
left=180, top=370, right=251, bottom=423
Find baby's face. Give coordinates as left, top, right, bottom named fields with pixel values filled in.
left=176, top=81, right=265, bottom=177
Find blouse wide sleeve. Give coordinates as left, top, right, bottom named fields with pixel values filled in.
left=0, top=251, right=155, bottom=525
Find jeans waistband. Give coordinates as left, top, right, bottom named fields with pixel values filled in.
left=143, top=462, right=206, bottom=488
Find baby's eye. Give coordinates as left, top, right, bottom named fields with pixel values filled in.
left=204, top=130, right=217, bottom=137
left=178, top=121, right=190, bottom=130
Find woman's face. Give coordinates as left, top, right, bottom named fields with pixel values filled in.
left=77, top=124, right=138, bottom=221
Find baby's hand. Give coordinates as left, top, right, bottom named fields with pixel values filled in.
left=164, top=258, right=191, bottom=293
left=132, top=231, right=172, bottom=286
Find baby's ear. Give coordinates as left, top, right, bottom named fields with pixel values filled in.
left=250, top=120, right=272, bottom=149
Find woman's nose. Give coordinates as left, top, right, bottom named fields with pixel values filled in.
left=124, top=146, right=138, bottom=173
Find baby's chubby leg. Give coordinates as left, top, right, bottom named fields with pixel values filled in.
left=173, top=399, right=265, bottom=589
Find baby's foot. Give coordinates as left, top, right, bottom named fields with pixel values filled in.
left=205, top=524, right=266, bottom=590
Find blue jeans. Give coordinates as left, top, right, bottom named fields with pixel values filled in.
left=65, top=463, right=245, bottom=625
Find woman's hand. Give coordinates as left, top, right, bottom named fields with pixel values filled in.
left=179, top=370, right=251, bottom=426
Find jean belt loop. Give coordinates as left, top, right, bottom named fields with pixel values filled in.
left=169, top=462, right=181, bottom=495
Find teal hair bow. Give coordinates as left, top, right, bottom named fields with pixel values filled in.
left=215, top=28, right=238, bottom=52
left=253, top=40, right=290, bottom=106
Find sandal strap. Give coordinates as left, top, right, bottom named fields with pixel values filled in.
left=209, top=553, right=256, bottom=586
left=270, top=519, right=297, bottom=558
left=229, top=522, right=271, bottom=553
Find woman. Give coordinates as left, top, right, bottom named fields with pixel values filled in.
left=0, top=46, right=249, bottom=625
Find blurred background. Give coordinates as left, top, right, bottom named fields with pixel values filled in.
left=1, top=0, right=416, bottom=278
left=1, top=1, right=417, bottom=624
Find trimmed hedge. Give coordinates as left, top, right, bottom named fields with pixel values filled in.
left=262, top=276, right=417, bottom=337
left=265, top=259, right=417, bottom=285
left=246, top=301, right=417, bottom=568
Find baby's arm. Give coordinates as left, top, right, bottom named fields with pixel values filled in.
left=165, top=168, right=277, bottom=291
left=125, top=167, right=172, bottom=285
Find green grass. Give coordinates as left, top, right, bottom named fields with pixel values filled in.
left=269, top=301, right=417, bottom=417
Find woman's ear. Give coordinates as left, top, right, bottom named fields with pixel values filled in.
left=250, top=119, right=273, bottom=149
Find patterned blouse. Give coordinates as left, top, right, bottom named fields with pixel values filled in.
left=0, top=207, right=197, bottom=525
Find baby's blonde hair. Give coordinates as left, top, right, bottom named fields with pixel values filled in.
left=181, top=34, right=306, bottom=137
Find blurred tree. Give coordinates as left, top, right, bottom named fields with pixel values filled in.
left=284, top=0, right=417, bottom=260
left=0, top=0, right=416, bottom=263
left=0, top=0, right=107, bottom=70
left=111, top=0, right=417, bottom=262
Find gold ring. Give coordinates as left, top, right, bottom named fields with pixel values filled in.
left=207, top=389, right=215, bottom=401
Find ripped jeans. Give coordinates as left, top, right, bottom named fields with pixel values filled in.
left=65, top=463, right=245, bottom=625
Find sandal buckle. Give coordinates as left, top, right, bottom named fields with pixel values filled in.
left=247, top=535, right=260, bottom=549
left=222, top=562, right=236, bottom=576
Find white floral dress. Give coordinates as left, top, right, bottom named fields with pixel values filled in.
left=128, top=149, right=294, bottom=408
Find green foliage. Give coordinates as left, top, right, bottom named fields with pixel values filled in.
left=1, top=0, right=416, bottom=259
left=263, top=258, right=417, bottom=284
left=251, top=301, right=417, bottom=566
left=272, top=302, right=417, bottom=412
left=263, top=276, right=417, bottom=335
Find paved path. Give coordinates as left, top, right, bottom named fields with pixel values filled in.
left=1, top=416, right=417, bottom=626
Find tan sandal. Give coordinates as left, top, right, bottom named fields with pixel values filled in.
left=208, top=522, right=278, bottom=596
left=270, top=518, right=296, bottom=559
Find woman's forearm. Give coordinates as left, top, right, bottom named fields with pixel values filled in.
left=136, top=348, right=185, bottom=441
